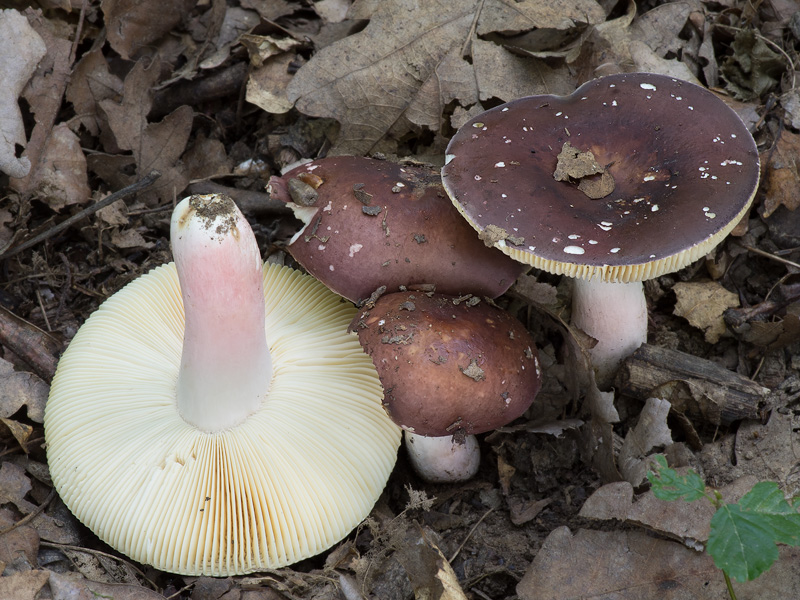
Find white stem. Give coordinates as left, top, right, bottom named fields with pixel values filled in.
left=404, top=431, right=480, bottom=483
left=171, top=195, right=272, bottom=432
left=571, top=278, right=647, bottom=389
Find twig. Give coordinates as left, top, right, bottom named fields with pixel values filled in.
left=0, top=171, right=161, bottom=262
left=0, top=487, right=56, bottom=536
left=739, top=244, right=800, bottom=270
left=449, top=507, right=494, bottom=563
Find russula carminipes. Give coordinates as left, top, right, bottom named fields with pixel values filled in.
left=350, top=291, right=541, bottom=482
left=442, top=72, right=760, bottom=387
left=267, top=156, right=525, bottom=303
left=44, top=194, right=400, bottom=576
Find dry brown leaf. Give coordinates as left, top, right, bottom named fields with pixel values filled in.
left=199, top=6, right=261, bottom=70
left=618, top=397, right=673, bottom=486
left=762, top=130, right=800, bottom=218
left=32, top=123, right=91, bottom=210
left=49, top=571, right=167, bottom=600
left=287, top=0, right=599, bottom=154
left=99, top=57, right=160, bottom=152
left=0, top=357, right=48, bottom=423
left=0, top=509, right=40, bottom=571
left=517, top=526, right=800, bottom=599
left=0, top=9, right=46, bottom=179
left=0, top=570, right=49, bottom=600
left=66, top=49, right=124, bottom=138
left=11, top=10, right=73, bottom=196
left=673, top=281, right=739, bottom=343
left=102, top=0, right=190, bottom=61
left=247, top=53, right=298, bottom=114
left=579, top=475, right=757, bottom=547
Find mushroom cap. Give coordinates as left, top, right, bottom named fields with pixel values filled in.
left=350, top=292, right=541, bottom=436
left=268, top=156, right=525, bottom=302
left=441, top=73, right=760, bottom=283
left=44, top=262, right=401, bottom=576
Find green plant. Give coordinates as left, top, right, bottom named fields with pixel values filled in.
left=647, top=455, right=800, bottom=600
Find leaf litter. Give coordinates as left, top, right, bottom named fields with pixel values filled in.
left=0, top=0, right=799, bottom=598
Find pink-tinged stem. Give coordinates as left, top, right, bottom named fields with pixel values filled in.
left=171, top=195, right=272, bottom=432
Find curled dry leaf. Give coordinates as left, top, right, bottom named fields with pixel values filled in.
left=618, top=397, right=673, bottom=487
left=0, top=9, right=46, bottom=179
left=673, top=281, right=740, bottom=344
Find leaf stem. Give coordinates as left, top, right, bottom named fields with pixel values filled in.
left=723, top=571, right=738, bottom=600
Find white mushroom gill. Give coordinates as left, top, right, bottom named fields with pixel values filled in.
left=44, top=194, right=401, bottom=576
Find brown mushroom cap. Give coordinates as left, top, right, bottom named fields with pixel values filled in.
left=441, top=73, right=760, bottom=283
left=268, top=156, right=525, bottom=302
left=350, top=292, right=541, bottom=436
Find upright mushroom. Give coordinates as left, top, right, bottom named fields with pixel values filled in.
left=442, top=73, right=760, bottom=387
left=44, top=194, right=400, bottom=576
left=267, top=156, right=525, bottom=303
left=351, top=291, right=542, bottom=482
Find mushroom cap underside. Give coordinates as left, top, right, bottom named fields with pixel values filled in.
left=442, top=73, right=760, bottom=283
left=351, top=292, right=542, bottom=436
left=270, top=156, right=525, bottom=302
left=44, top=262, right=401, bottom=576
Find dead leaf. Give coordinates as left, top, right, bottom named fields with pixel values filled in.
left=0, top=9, right=46, bottom=178
left=673, top=281, right=739, bottom=343
left=618, top=397, right=673, bottom=487
left=762, top=130, right=800, bottom=218
left=48, top=571, right=167, bottom=600
left=30, top=123, right=91, bottom=210
left=199, top=6, right=261, bottom=70
left=287, top=0, right=600, bottom=154
left=517, top=526, right=800, bottom=599
left=394, top=525, right=468, bottom=600
left=102, top=0, right=190, bottom=61
left=0, top=356, right=48, bottom=423
left=720, top=28, right=785, bottom=101
left=247, top=52, right=297, bottom=114
left=66, top=49, right=124, bottom=138
left=579, top=475, right=757, bottom=547
left=0, top=508, right=40, bottom=572
left=0, top=570, right=49, bottom=600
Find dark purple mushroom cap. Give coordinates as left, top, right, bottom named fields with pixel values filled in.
left=268, top=157, right=525, bottom=303
left=350, top=292, right=541, bottom=437
left=441, top=73, right=760, bottom=282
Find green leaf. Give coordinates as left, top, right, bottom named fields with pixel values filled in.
left=707, top=483, right=800, bottom=582
left=646, top=455, right=707, bottom=502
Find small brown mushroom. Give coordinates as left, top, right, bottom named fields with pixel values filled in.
left=442, top=73, right=760, bottom=387
left=350, top=291, right=542, bottom=481
left=268, top=156, right=525, bottom=303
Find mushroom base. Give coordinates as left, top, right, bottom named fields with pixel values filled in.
left=404, top=431, right=481, bottom=483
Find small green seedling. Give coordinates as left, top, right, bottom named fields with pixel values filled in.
left=647, top=455, right=800, bottom=600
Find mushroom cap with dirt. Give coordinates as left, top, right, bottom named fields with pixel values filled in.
left=350, top=291, right=541, bottom=482
left=44, top=194, right=401, bottom=576
left=441, top=72, right=760, bottom=387
left=268, top=156, right=525, bottom=304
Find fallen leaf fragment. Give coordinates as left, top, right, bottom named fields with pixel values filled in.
left=762, top=130, right=800, bottom=218
left=103, top=0, right=190, bottom=61
left=0, top=570, right=49, bottom=600
left=31, top=123, right=91, bottom=210
left=48, top=571, right=166, bottom=600
left=579, top=475, right=757, bottom=547
left=618, top=397, right=673, bottom=486
left=0, top=356, right=48, bottom=423
left=673, top=280, right=739, bottom=343
left=517, top=526, right=800, bottom=599
left=0, top=9, right=46, bottom=178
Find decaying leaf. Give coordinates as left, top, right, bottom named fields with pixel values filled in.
left=673, top=281, right=739, bottom=343
left=0, top=9, right=46, bottom=179
left=103, top=0, right=191, bottom=61
left=618, top=397, right=673, bottom=487
left=0, top=357, right=48, bottom=423
left=287, top=0, right=603, bottom=154
left=31, top=123, right=91, bottom=210
left=762, top=130, right=800, bottom=218
left=0, top=570, right=49, bottom=600
left=720, top=28, right=786, bottom=101
left=517, top=526, right=800, bottom=600
left=579, top=475, right=757, bottom=547
left=246, top=52, right=297, bottom=114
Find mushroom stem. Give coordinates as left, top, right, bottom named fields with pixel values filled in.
left=570, top=278, right=647, bottom=389
left=171, top=195, right=272, bottom=432
left=404, top=431, right=480, bottom=483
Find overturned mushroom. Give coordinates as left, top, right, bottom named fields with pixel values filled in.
left=442, top=73, right=760, bottom=387
left=268, top=156, right=525, bottom=303
left=45, top=194, right=400, bottom=576
left=350, top=291, right=542, bottom=482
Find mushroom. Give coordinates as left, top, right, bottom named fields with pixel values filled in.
left=267, top=156, right=525, bottom=303
left=350, top=291, right=542, bottom=482
left=441, top=73, right=760, bottom=387
left=44, top=194, right=401, bottom=576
